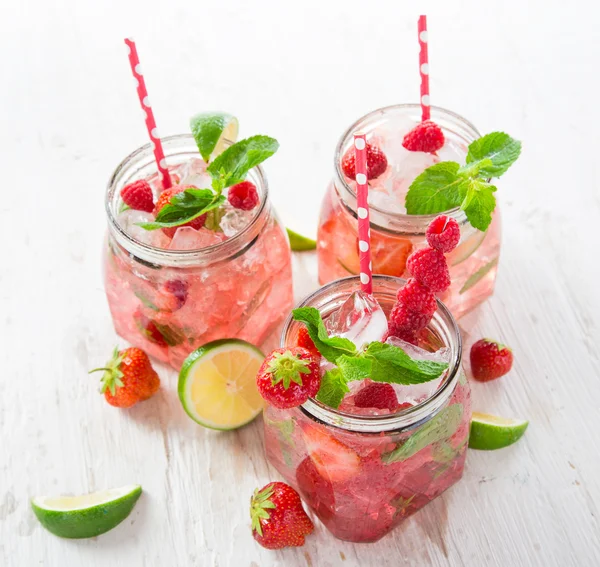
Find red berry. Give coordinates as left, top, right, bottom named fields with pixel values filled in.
left=153, top=185, right=207, bottom=238
left=296, top=327, right=319, bottom=357
left=296, top=457, right=335, bottom=521
left=355, top=382, right=399, bottom=411
left=256, top=348, right=321, bottom=409
left=251, top=482, right=314, bottom=549
left=160, top=279, right=189, bottom=311
left=426, top=215, right=461, bottom=253
left=470, top=339, right=513, bottom=381
left=133, top=309, right=168, bottom=348
left=396, top=279, right=437, bottom=317
left=388, top=302, right=433, bottom=334
left=402, top=120, right=445, bottom=153
left=406, top=247, right=451, bottom=293
left=120, top=180, right=154, bottom=213
left=341, top=142, right=388, bottom=180
left=228, top=181, right=259, bottom=211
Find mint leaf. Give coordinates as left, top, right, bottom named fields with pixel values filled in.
left=459, top=179, right=497, bottom=232
left=190, top=112, right=236, bottom=163
left=316, top=368, right=349, bottom=409
left=292, top=307, right=356, bottom=363
left=364, top=342, right=448, bottom=385
left=336, top=355, right=371, bottom=382
left=207, top=135, right=279, bottom=189
left=382, top=404, right=463, bottom=463
left=405, top=162, right=462, bottom=215
left=465, top=132, right=522, bottom=178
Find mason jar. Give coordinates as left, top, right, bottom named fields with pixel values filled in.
left=263, top=275, right=471, bottom=543
left=104, top=134, right=294, bottom=370
left=317, top=104, right=501, bottom=318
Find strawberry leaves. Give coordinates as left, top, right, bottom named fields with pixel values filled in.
left=405, top=132, right=521, bottom=232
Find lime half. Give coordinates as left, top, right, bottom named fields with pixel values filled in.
left=469, top=412, right=529, bottom=450
left=190, top=112, right=239, bottom=162
left=31, top=484, right=142, bottom=539
left=178, top=339, right=265, bottom=430
left=287, top=228, right=317, bottom=251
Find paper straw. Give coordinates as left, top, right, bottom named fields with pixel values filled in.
left=124, top=38, right=172, bottom=189
left=418, top=16, right=431, bottom=122
left=353, top=133, right=373, bottom=295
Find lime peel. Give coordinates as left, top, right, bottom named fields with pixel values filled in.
left=469, top=412, right=528, bottom=450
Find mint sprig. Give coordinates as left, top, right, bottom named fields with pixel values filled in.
left=405, top=131, right=521, bottom=231
left=292, top=307, right=448, bottom=409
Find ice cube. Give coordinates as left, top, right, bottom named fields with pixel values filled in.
left=168, top=227, right=226, bottom=250
left=173, top=158, right=212, bottom=189
left=118, top=210, right=170, bottom=248
left=326, top=291, right=388, bottom=350
left=219, top=205, right=253, bottom=237
left=385, top=336, right=451, bottom=405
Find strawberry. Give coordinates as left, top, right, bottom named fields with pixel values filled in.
left=120, top=180, right=154, bottom=213
left=296, top=457, right=335, bottom=521
left=402, top=120, right=445, bottom=154
left=341, top=142, right=388, bottom=180
left=301, top=424, right=360, bottom=482
left=133, top=309, right=168, bottom=347
left=296, top=327, right=319, bottom=357
left=90, top=347, right=160, bottom=408
left=470, top=339, right=513, bottom=381
left=153, top=185, right=207, bottom=238
left=250, top=482, right=314, bottom=549
left=256, top=348, right=321, bottom=409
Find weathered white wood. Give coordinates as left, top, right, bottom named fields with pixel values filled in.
left=2, top=1, right=600, bottom=565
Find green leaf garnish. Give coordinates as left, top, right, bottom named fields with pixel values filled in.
left=405, top=131, right=521, bottom=231
left=207, top=135, right=279, bottom=189
left=294, top=308, right=449, bottom=409
left=190, top=112, right=237, bottom=163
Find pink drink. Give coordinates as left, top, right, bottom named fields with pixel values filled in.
left=318, top=105, right=500, bottom=319
left=104, top=135, right=293, bottom=369
left=263, top=276, right=471, bottom=543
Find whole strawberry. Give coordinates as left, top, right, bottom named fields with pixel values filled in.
left=153, top=185, right=207, bottom=238
left=470, top=339, right=513, bottom=381
left=120, top=180, right=154, bottom=213
left=402, top=120, right=445, bottom=154
left=250, top=482, right=314, bottom=549
left=90, top=347, right=160, bottom=408
left=341, top=142, right=388, bottom=180
left=256, top=348, right=321, bottom=409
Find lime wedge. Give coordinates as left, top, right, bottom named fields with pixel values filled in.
left=469, top=412, right=529, bottom=450
left=287, top=228, right=317, bottom=251
left=31, top=484, right=141, bottom=539
left=190, top=112, right=239, bottom=162
left=178, top=339, right=265, bottom=430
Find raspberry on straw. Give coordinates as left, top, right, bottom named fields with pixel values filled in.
left=353, top=133, right=373, bottom=295
left=124, top=38, right=172, bottom=190
left=418, top=15, right=430, bottom=122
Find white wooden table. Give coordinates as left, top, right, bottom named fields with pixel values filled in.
left=2, top=1, right=599, bottom=565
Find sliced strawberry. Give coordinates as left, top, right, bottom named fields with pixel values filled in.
left=301, top=424, right=360, bottom=482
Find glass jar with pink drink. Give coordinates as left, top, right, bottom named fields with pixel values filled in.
left=263, top=275, right=471, bottom=543
left=104, top=133, right=293, bottom=370
left=318, top=104, right=503, bottom=318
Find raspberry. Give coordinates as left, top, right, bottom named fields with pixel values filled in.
left=228, top=181, right=260, bottom=211
left=402, top=120, right=445, bottom=153
left=426, top=215, right=461, bottom=253
left=396, top=279, right=437, bottom=317
left=297, top=327, right=319, bottom=356
left=470, top=339, right=513, bottom=381
left=388, top=303, right=433, bottom=334
left=355, top=383, right=399, bottom=411
left=341, top=143, right=388, bottom=181
left=160, top=279, right=189, bottom=311
left=406, top=247, right=450, bottom=293
left=154, top=185, right=207, bottom=238
left=120, top=180, right=154, bottom=213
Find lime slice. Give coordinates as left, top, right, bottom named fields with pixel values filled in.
left=469, top=412, right=529, bottom=450
left=31, top=484, right=141, bottom=539
left=178, top=339, right=265, bottom=430
left=190, top=112, right=239, bottom=162
left=287, top=228, right=317, bottom=251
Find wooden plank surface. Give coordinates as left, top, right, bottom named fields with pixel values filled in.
left=1, top=1, right=599, bottom=565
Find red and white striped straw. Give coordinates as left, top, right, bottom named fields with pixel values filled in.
left=418, top=15, right=431, bottom=122
left=353, top=133, right=373, bottom=295
left=124, top=38, right=172, bottom=190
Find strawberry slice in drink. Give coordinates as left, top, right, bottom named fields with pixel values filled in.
left=300, top=424, right=360, bottom=483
